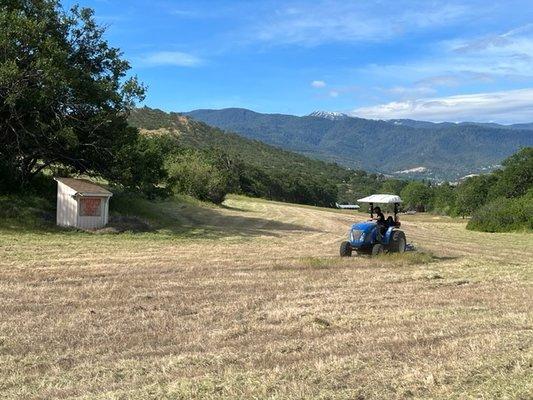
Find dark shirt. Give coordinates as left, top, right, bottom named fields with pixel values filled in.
left=376, top=212, right=385, bottom=224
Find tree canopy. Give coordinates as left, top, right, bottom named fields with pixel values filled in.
left=489, top=147, right=533, bottom=199
left=400, top=181, right=433, bottom=211
left=0, top=0, right=162, bottom=192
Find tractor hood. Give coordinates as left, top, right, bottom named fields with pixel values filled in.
left=351, top=221, right=376, bottom=232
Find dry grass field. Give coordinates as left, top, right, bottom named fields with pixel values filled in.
left=1, top=195, right=532, bottom=399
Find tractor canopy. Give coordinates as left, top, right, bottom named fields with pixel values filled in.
left=357, top=193, right=403, bottom=224
left=357, top=194, right=402, bottom=204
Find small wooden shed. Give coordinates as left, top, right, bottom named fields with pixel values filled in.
left=54, top=178, right=113, bottom=229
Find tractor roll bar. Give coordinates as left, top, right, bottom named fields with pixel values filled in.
left=368, top=201, right=400, bottom=223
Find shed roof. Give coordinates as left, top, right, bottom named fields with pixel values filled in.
left=54, top=178, right=112, bottom=196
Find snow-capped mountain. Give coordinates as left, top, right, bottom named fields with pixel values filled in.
left=307, top=111, right=351, bottom=121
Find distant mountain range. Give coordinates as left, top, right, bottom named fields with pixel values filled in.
left=184, top=108, right=533, bottom=180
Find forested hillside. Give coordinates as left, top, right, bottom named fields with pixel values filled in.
left=185, top=108, right=533, bottom=180
left=129, top=107, right=390, bottom=206
left=130, top=107, right=348, bottom=183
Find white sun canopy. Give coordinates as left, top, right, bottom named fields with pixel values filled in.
left=357, top=194, right=403, bottom=204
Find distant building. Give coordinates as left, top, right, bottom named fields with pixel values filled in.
left=460, top=173, right=480, bottom=180
left=54, top=178, right=112, bottom=229
left=335, top=202, right=360, bottom=210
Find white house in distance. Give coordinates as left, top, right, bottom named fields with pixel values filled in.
left=54, top=178, right=113, bottom=229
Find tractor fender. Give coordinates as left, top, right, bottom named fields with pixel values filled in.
left=382, top=227, right=395, bottom=244
left=369, top=226, right=379, bottom=242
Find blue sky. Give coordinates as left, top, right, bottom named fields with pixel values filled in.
left=63, top=0, right=533, bottom=123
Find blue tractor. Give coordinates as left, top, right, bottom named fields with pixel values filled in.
left=340, top=194, right=406, bottom=257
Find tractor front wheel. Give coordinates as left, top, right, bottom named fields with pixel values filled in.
left=340, top=241, right=352, bottom=257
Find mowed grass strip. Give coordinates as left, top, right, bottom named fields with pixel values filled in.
left=0, top=196, right=531, bottom=399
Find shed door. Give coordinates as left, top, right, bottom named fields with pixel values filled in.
left=79, top=197, right=102, bottom=216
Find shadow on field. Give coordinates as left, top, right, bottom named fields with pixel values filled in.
left=164, top=203, right=319, bottom=238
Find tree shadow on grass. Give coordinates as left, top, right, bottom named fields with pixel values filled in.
left=218, top=203, right=251, bottom=213
left=152, top=202, right=320, bottom=239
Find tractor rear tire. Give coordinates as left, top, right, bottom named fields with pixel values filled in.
left=371, top=244, right=384, bottom=256
left=340, top=241, right=352, bottom=257
left=391, top=231, right=406, bottom=253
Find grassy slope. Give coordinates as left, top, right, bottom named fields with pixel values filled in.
left=1, top=195, right=532, bottom=399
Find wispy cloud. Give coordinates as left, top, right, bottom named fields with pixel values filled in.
left=250, top=1, right=472, bottom=46
left=170, top=9, right=199, bottom=17
left=138, top=51, right=203, bottom=67
left=311, top=80, right=326, bottom=88
left=453, top=23, right=533, bottom=54
left=351, top=88, right=533, bottom=123
left=440, top=24, right=533, bottom=77
left=384, top=85, right=437, bottom=98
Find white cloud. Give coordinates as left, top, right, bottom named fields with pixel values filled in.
left=351, top=88, right=533, bottom=123
left=329, top=90, right=339, bottom=97
left=311, top=80, right=326, bottom=88
left=139, top=51, right=202, bottom=67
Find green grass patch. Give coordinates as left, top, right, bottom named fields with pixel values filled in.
left=298, top=257, right=339, bottom=269
left=0, top=194, right=56, bottom=230
left=297, top=251, right=437, bottom=270
left=376, top=251, right=437, bottom=265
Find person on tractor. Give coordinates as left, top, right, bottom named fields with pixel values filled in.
left=373, top=206, right=388, bottom=240
left=373, top=206, right=386, bottom=224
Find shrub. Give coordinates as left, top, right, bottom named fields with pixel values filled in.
left=467, top=190, right=533, bottom=232
left=165, top=151, right=230, bottom=204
